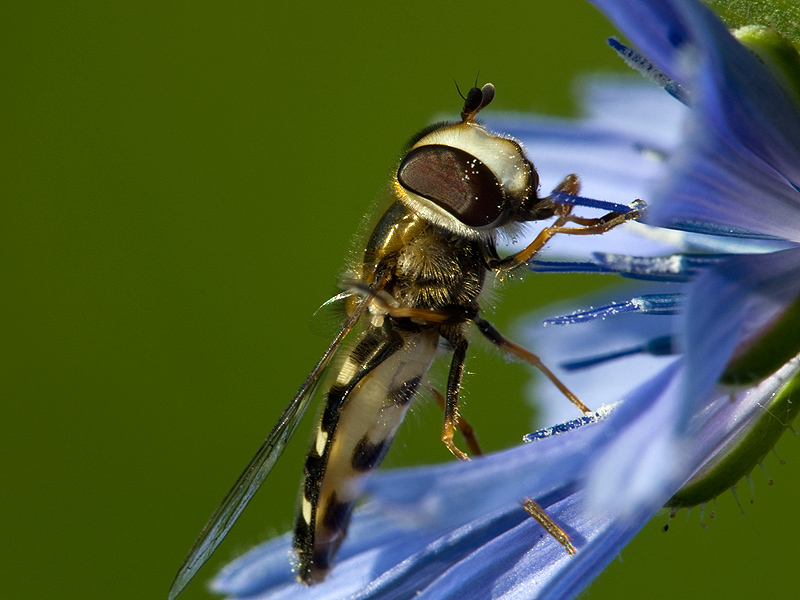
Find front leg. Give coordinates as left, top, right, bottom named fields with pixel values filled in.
left=491, top=174, right=645, bottom=275
left=491, top=206, right=643, bottom=274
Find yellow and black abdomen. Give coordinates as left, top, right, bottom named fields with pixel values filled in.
left=293, top=323, right=438, bottom=583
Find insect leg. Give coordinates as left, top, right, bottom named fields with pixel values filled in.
left=467, top=315, right=578, bottom=554
left=542, top=174, right=641, bottom=228
left=467, top=296, right=578, bottom=553
left=557, top=204, right=644, bottom=227
left=473, top=315, right=590, bottom=415
left=491, top=203, right=644, bottom=275
left=428, top=384, right=483, bottom=457
left=522, top=496, right=576, bottom=555
left=344, top=280, right=471, bottom=325
left=442, top=338, right=471, bottom=460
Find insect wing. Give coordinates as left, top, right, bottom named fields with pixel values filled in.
left=308, top=290, right=355, bottom=339
left=168, top=296, right=372, bottom=600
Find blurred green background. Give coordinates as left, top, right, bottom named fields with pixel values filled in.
left=4, top=1, right=800, bottom=599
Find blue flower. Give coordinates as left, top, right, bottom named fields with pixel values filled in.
left=212, top=1, right=800, bottom=598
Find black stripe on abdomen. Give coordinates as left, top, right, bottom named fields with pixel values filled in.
left=351, top=435, right=390, bottom=472
left=387, top=375, right=422, bottom=406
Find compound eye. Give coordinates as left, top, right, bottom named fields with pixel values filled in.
left=397, top=144, right=506, bottom=228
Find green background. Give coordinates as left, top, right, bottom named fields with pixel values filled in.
left=4, top=2, right=800, bottom=599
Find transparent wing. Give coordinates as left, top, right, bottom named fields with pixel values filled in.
left=308, top=290, right=355, bottom=339
left=168, top=295, right=372, bottom=600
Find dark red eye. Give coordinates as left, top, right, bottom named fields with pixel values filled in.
left=397, top=144, right=506, bottom=228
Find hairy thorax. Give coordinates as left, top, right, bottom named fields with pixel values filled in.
left=361, top=201, right=488, bottom=314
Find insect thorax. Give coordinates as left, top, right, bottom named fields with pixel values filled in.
left=361, top=201, right=488, bottom=316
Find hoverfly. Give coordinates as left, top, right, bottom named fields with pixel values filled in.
left=169, top=83, right=642, bottom=599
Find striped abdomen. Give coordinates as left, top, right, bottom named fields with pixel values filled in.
left=293, top=323, right=438, bottom=583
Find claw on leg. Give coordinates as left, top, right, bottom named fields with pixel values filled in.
left=442, top=419, right=469, bottom=461
left=430, top=386, right=483, bottom=458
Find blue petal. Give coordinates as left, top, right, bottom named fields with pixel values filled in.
left=522, top=285, right=680, bottom=425
left=589, top=0, right=692, bottom=83
left=593, top=0, right=800, bottom=240
left=363, top=417, right=604, bottom=528
left=488, top=76, right=686, bottom=203
left=586, top=354, right=800, bottom=518
left=681, top=247, right=800, bottom=412
left=406, top=491, right=624, bottom=600
left=356, top=504, right=540, bottom=600
left=585, top=362, right=687, bottom=516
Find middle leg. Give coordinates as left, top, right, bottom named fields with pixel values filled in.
left=473, top=315, right=590, bottom=415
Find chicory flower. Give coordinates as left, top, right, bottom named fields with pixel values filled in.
left=212, top=1, right=800, bottom=599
